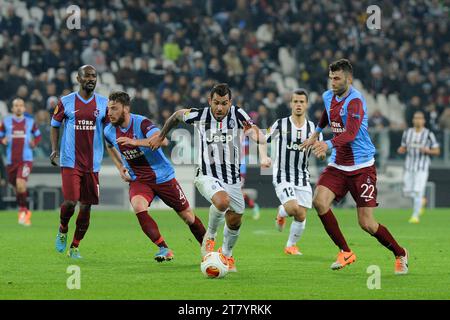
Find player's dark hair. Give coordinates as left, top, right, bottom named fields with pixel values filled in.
left=210, top=83, right=232, bottom=100
left=109, top=91, right=130, bottom=107
left=329, top=59, right=353, bottom=75
left=292, top=88, right=308, bottom=102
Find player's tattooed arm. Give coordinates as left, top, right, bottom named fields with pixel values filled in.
left=117, top=133, right=169, bottom=148
left=50, top=127, right=60, bottom=166
left=148, top=109, right=187, bottom=150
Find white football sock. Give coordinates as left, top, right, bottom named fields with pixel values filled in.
left=207, top=204, right=226, bottom=239
left=286, top=219, right=306, bottom=247
left=412, top=194, right=422, bottom=219
left=278, top=205, right=288, bottom=218
left=222, top=224, right=240, bottom=257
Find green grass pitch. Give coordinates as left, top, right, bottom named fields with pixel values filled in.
left=0, top=208, right=449, bottom=299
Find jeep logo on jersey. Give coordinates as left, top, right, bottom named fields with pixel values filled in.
left=286, top=142, right=304, bottom=151
left=206, top=133, right=233, bottom=144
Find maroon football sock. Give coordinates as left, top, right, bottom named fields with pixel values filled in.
left=16, top=192, right=28, bottom=210
left=188, top=215, right=206, bottom=244
left=59, top=204, right=76, bottom=233
left=244, top=194, right=255, bottom=208
left=373, top=224, right=406, bottom=257
left=71, top=206, right=91, bottom=248
left=318, top=209, right=351, bottom=252
left=136, top=211, right=168, bottom=248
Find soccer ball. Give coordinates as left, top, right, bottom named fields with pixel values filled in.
left=201, top=252, right=229, bottom=278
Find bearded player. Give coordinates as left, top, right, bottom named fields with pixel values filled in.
left=302, top=59, right=408, bottom=275
left=104, top=91, right=206, bottom=262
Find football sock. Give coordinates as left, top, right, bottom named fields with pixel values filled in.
left=278, top=205, right=288, bottom=218
left=71, top=206, right=91, bottom=248
left=412, top=194, right=422, bottom=218
left=136, top=211, right=168, bottom=248
left=207, top=204, right=226, bottom=239
left=244, top=194, right=255, bottom=208
left=222, top=224, right=240, bottom=257
left=372, top=224, right=406, bottom=257
left=59, top=203, right=76, bottom=233
left=188, top=215, right=206, bottom=244
left=318, top=209, right=351, bottom=252
left=16, top=192, right=28, bottom=210
left=286, top=219, right=306, bottom=247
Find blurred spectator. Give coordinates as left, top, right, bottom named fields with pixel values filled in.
left=34, top=110, right=51, bottom=156
left=405, top=96, right=424, bottom=127
left=114, top=56, right=136, bottom=87
left=369, top=110, right=391, bottom=129
left=131, top=89, right=152, bottom=119
left=81, top=39, right=107, bottom=73
left=439, top=108, right=450, bottom=130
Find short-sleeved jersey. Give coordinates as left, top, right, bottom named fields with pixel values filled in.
left=319, top=86, right=376, bottom=171
left=51, top=92, right=108, bottom=172
left=401, top=128, right=439, bottom=172
left=182, top=105, right=253, bottom=184
left=267, top=117, right=322, bottom=187
left=104, top=113, right=175, bottom=184
left=0, top=116, right=41, bottom=165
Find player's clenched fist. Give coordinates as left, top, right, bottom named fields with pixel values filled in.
left=260, top=156, right=272, bottom=168
left=50, top=150, right=59, bottom=166
left=312, top=141, right=328, bottom=158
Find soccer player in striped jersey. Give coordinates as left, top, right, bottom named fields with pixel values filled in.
left=397, top=111, right=440, bottom=223
left=149, top=83, right=271, bottom=272
left=302, top=59, right=408, bottom=275
left=104, top=91, right=206, bottom=262
left=51, top=65, right=109, bottom=259
left=0, top=98, right=41, bottom=226
left=267, top=89, right=322, bottom=255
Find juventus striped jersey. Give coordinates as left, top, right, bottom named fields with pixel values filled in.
left=401, top=128, right=439, bottom=172
left=182, top=105, right=253, bottom=184
left=267, top=117, right=322, bottom=187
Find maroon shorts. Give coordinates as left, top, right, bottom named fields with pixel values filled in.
left=317, top=164, right=378, bottom=207
left=129, top=178, right=190, bottom=212
left=7, top=161, right=33, bottom=186
left=61, top=168, right=99, bottom=205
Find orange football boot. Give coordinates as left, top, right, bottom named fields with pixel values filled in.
left=330, top=250, right=356, bottom=270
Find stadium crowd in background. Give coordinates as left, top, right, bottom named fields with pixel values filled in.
left=0, top=0, right=449, bottom=160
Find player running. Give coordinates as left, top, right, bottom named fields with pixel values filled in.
left=397, top=111, right=440, bottom=223
left=51, top=65, right=109, bottom=259
left=149, top=83, right=271, bottom=272
left=104, top=91, right=206, bottom=262
left=268, top=89, right=322, bottom=255
left=302, top=59, right=409, bottom=275
left=0, top=98, right=41, bottom=226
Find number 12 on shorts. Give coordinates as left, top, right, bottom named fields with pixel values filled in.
left=283, top=187, right=294, bottom=198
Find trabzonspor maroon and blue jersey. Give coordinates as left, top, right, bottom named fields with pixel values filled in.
left=316, top=86, right=375, bottom=170
left=0, top=116, right=41, bottom=165
left=103, top=114, right=175, bottom=184
left=51, top=92, right=108, bottom=172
